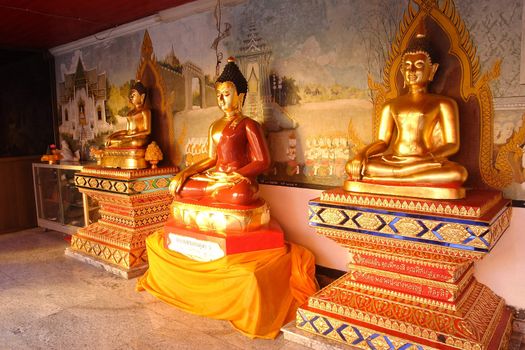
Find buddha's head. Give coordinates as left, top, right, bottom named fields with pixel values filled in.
left=129, top=81, right=147, bottom=107
left=215, top=57, right=248, bottom=115
left=401, top=31, right=439, bottom=88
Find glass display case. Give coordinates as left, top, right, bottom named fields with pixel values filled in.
left=32, top=162, right=99, bottom=234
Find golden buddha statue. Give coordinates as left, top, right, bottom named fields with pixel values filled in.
left=105, top=81, right=151, bottom=148
left=100, top=81, right=151, bottom=169
left=169, top=57, right=270, bottom=206
left=345, top=33, right=468, bottom=199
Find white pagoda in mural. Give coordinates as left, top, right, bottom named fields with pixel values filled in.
left=236, top=20, right=297, bottom=131
left=58, top=57, right=110, bottom=142
left=235, top=21, right=272, bottom=124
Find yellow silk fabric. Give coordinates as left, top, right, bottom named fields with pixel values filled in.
left=136, top=230, right=318, bottom=339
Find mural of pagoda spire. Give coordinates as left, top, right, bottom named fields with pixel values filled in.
left=239, top=21, right=270, bottom=53
left=162, top=45, right=182, bottom=71
left=236, top=19, right=297, bottom=132
left=235, top=19, right=271, bottom=125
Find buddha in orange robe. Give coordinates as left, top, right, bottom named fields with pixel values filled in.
left=169, top=58, right=270, bottom=206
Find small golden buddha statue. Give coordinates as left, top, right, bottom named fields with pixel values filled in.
left=105, top=81, right=151, bottom=148
left=169, top=58, right=270, bottom=206
left=100, top=81, right=151, bottom=169
left=345, top=33, right=468, bottom=199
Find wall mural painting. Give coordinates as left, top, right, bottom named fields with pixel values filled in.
left=54, top=0, right=525, bottom=201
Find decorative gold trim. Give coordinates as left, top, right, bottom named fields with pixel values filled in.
left=75, top=222, right=153, bottom=249
left=319, top=190, right=503, bottom=219
left=339, top=275, right=476, bottom=312
left=78, top=166, right=178, bottom=179
left=317, top=227, right=485, bottom=260
left=99, top=209, right=170, bottom=228
left=297, top=308, right=435, bottom=350
left=70, top=234, right=147, bottom=269
left=78, top=189, right=170, bottom=207
left=75, top=173, right=173, bottom=195
left=348, top=247, right=469, bottom=282
left=310, top=203, right=511, bottom=250
left=347, top=263, right=473, bottom=296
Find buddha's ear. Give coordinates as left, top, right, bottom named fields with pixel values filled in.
left=238, top=92, right=245, bottom=108
left=429, top=63, right=439, bottom=81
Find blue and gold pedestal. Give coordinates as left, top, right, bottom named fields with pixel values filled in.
left=295, top=189, right=513, bottom=350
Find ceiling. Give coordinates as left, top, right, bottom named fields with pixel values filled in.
left=0, top=0, right=195, bottom=51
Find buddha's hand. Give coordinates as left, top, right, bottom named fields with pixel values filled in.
left=346, top=155, right=364, bottom=180
left=169, top=171, right=188, bottom=195
left=207, top=171, right=248, bottom=187
left=227, top=172, right=250, bottom=186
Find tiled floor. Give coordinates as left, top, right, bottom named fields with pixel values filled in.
left=2, top=228, right=524, bottom=350
left=0, top=228, right=306, bottom=350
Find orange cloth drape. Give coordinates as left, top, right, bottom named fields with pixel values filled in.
left=136, top=230, right=318, bottom=339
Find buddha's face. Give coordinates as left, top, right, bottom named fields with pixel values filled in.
left=216, top=81, right=240, bottom=114
left=401, top=52, right=438, bottom=87
left=129, top=89, right=145, bottom=106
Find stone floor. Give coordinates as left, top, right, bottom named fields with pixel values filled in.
left=1, top=228, right=524, bottom=350
left=0, top=228, right=307, bottom=350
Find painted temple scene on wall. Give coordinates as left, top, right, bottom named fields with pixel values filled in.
left=54, top=0, right=525, bottom=203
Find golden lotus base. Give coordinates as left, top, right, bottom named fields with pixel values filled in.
left=170, top=198, right=270, bottom=233
left=100, top=147, right=147, bottom=169
left=344, top=180, right=465, bottom=200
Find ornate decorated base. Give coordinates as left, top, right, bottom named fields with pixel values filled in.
left=344, top=180, right=465, bottom=200
left=65, top=248, right=148, bottom=279
left=164, top=217, right=284, bottom=261
left=70, top=166, right=177, bottom=277
left=100, top=147, right=147, bottom=169
left=296, top=282, right=512, bottom=350
left=297, top=189, right=513, bottom=349
left=320, top=188, right=502, bottom=218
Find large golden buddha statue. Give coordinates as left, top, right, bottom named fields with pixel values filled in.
left=105, top=81, right=151, bottom=148
left=169, top=57, right=270, bottom=206
left=345, top=32, right=467, bottom=199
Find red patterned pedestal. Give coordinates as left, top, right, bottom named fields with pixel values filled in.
left=296, top=189, right=513, bottom=349
left=66, top=166, right=177, bottom=278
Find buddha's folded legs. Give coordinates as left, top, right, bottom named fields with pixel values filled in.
left=106, top=136, right=149, bottom=148
left=363, top=160, right=468, bottom=184
left=175, top=178, right=259, bottom=205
